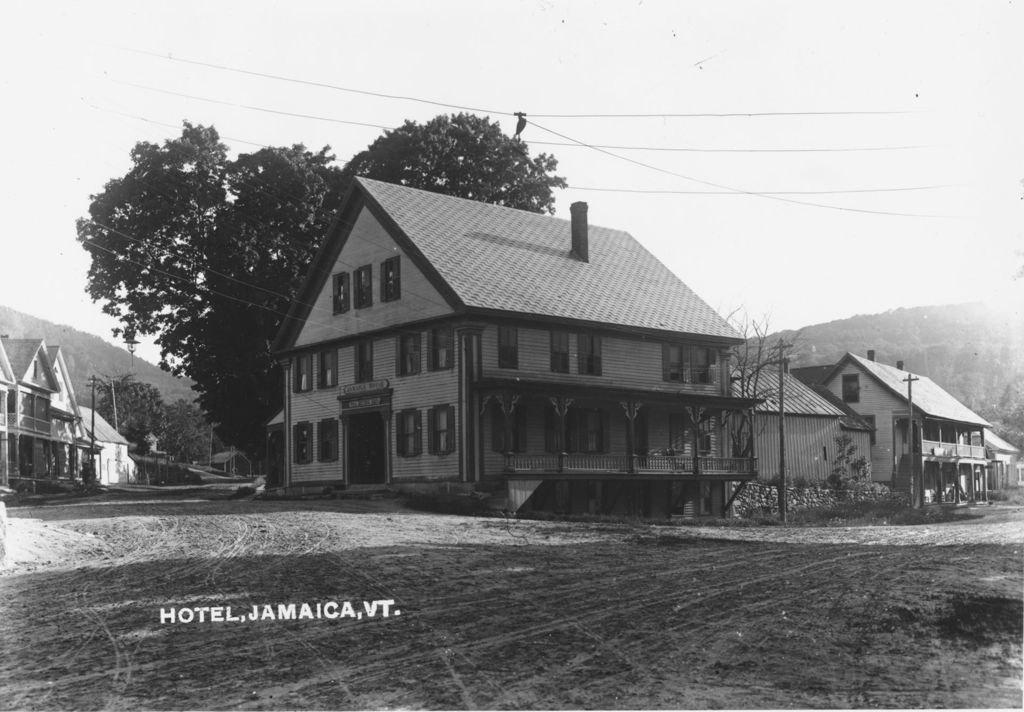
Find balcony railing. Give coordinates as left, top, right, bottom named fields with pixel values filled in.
left=922, top=440, right=986, bottom=459
left=6, top=412, right=51, bottom=434
left=504, top=452, right=757, bottom=476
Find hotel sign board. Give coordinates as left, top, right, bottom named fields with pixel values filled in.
left=340, top=380, right=392, bottom=413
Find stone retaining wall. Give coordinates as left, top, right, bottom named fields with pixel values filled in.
left=733, top=481, right=904, bottom=518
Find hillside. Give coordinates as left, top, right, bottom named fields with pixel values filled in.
left=0, top=305, right=195, bottom=405
left=769, top=302, right=1024, bottom=416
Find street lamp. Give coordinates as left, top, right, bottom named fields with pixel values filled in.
left=125, top=334, right=139, bottom=369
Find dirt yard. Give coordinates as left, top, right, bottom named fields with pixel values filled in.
left=1, top=488, right=1021, bottom=710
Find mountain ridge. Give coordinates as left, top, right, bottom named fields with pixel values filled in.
left=0, top=305, right=195, bottom=405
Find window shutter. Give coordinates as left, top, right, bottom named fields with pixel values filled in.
left=428, top=406, right=437, bottom=454
left=414, top=410, right=423, bottom=455
left=396, top=413, right=407, bottom=456
left=445, top=405, right=456, bottom=454
left=491, top=406, right=503, bottom=452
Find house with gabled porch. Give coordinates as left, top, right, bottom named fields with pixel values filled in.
left=270, top=178, right=761, bottom=517
left=1, top=338, right=87, bottom=485
left=814, top=351, right=990, bottom=503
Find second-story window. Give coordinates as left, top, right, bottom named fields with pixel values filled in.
left=498, top=326, right=518, bottom=369
left=430, top=327, right=453, bottom=371
left=332, top=273, right=350, bottom=314
left=381, top=256, right=401, bottom=302
left=294, top=354, right=312, bottom=392
left=318, top=349, right=336, bottom=388
left=355, top=341, right=373, bottom=383
left=398, top=333, right=421, bottom=376
left=550, top=331, right=569, bottom=373
left=663, top=344, right=684, bottom=382
left=842, top=373, right=860, bottom=403
left=354, top=265, right=373, bottom=309
left=577, top=333, right=602, bottom=376
left=663, top=345, right=717, bottom=384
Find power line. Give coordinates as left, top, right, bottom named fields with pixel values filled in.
left=530, top=140, right=928, bottom=153
left=107, top=77, right=393, bottom=131
left=528, top=119, right=960, bottom=219
left=569, top=184, right=956, bottom=196
left=106, top=44, right=919, bottom=120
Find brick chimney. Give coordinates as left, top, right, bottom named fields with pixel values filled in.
left=896, top=360, right=904, bottom=370
left=570, top=201, right=589, bottom=262
left=867, top=349, right=875, bottom=361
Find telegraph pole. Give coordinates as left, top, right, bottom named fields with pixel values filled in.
left=904, top=372, right=920, bottom=508
left=89, top=375, right=98, bottom=483
left=776, top=339, right=793, bottom=522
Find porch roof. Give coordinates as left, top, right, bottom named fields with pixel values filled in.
left=475, top=376, right=761, bottom=410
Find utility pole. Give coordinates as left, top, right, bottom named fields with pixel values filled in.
left=89, top=375, right=98, bottom=483
left=776, top=339, right=793, bottom=522
left=904, top=372, right=920, bottom=509
left=107, top=376, right=118, bottom=432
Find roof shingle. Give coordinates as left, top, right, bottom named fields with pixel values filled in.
left=358, top=178, right=740, bottom=339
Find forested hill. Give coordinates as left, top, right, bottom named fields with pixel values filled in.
left=772, top=302, right=1024, bottom=416
left=0, top=305, right=195, bottom=405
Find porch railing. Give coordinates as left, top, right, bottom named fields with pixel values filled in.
left=922, top=440, right=986, bottom=459
left=504, top=452, right=757, bottom=476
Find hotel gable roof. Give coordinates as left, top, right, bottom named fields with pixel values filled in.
left=272, top=177, right=742, bottom=354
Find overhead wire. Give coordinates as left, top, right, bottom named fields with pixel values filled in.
left=526, top=119, right=960, bottom=219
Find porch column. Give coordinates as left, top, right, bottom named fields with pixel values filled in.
left=967, top=461, right=975, bottom=502
left=380, top=409, right=393, bottom=485
left=497, top=392, right=519, bottom=472
left=620, top=400, right=642, bottom=474
left=549, top=396, right=573, bottom=473
left=684, top=406, right=706, bottom=477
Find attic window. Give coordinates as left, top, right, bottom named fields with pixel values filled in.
left=332, top=273, right=350, bottom=314
left=354, top=265, right=373, bottom=309
left=842, top=374, right=860, bottom=403
left=381, top=257, right=401, bottom=302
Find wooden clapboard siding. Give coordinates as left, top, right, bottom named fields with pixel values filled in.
left=480, top=325, right=726, bottom=394
left=389, top=330, right=461, bottom=482
left=294, top=206, right=453, bottom=348
left=289, top=347, right=344, bottom=484
left=823, top=362, right=904, bottom=482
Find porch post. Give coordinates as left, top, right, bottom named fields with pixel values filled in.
left=967, top=461, right=975, bottom=502
left=498, top=392, right=519, bottom=472
left=549, top=396, right=573, bottom=473
left=620, top=400, right=642, bottom=474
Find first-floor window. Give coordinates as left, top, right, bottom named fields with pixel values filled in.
left=430, top=405, right=456, bottom=455
left=318, top=419, right=338, bottom=461
left=562, top=408, right=608, bottom=453
left=293, top=422, right=313, bottom=464
left=396, top=409, right=422, bottom=456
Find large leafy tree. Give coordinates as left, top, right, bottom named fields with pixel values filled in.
left=78, top=123, right=347, bottom=453
left=342, top=113, right=567, bottom=214
left=79, top=116, right=567, bottom=454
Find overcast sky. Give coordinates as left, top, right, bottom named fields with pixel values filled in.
left=1, top=1, right=1021, bottom=365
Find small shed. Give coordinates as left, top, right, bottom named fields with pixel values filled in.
left=211, top=449, right=254, bottom=477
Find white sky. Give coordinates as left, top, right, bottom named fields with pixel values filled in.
left=1, top=1, right=1022, bottom=366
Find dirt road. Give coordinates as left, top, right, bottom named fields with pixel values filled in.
left=1, top=490, right=1021, bottom=709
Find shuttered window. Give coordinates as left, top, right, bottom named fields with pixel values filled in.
left=429, top=405, right=456, bottom=455
left=293, top=422, right=313, bottom=463
left=550, top=331, right=569, bottom=373
left=396, top=409, right=422, bottom=457
left=577, top=334, right=602, bottom=376
left=332, top=273, right=350, bottom=313
left=318, top=419, right=338, bottom=462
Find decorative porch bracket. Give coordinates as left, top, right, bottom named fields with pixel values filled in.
left=619, top=400, right=643, bottom=474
